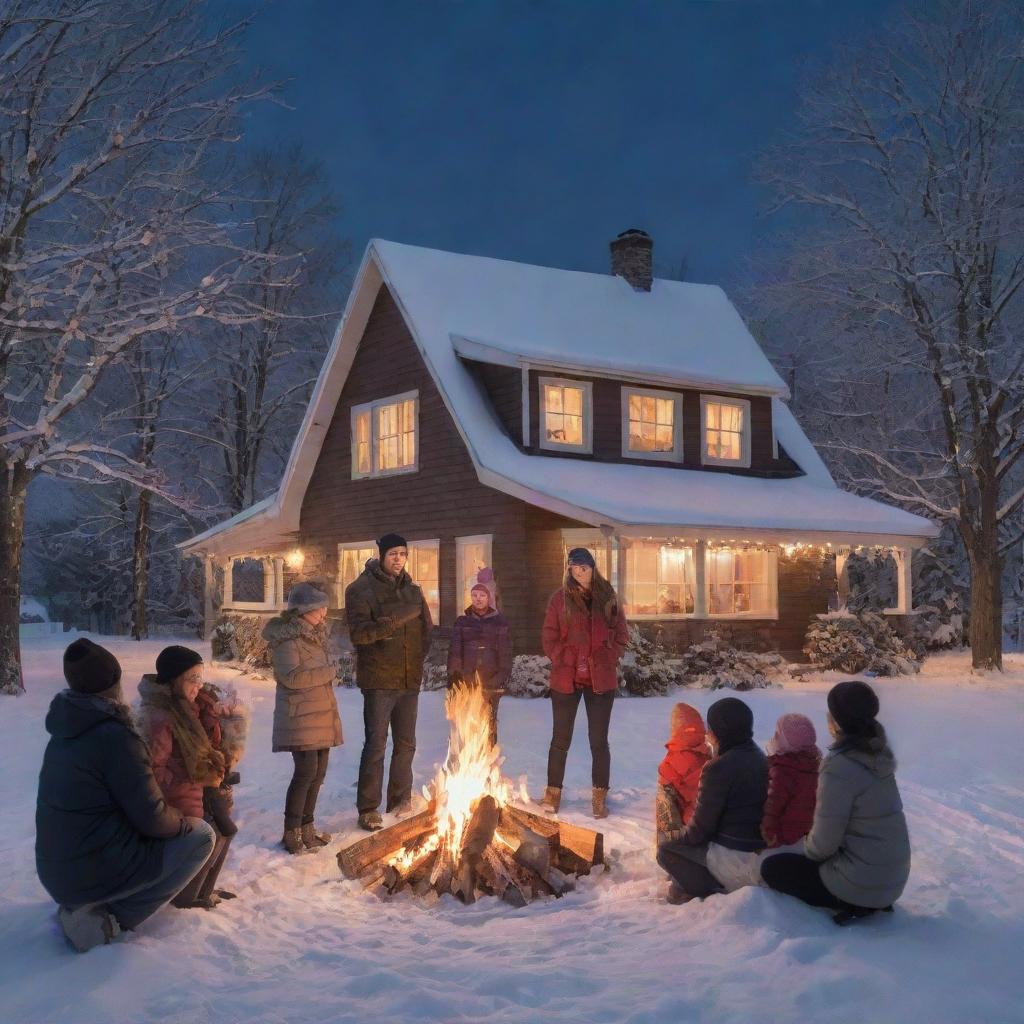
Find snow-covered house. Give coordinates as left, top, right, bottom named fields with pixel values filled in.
left=179, top=231, right=937, bottom=658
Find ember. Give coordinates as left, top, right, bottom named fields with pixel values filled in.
left=337, top=682, right=604, bottom=904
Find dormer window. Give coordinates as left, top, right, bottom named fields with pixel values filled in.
left=539, top=377, right=592, bottom=453
left=622, top=387, right=683, bottom=462
left=351, top=390, right=419, bottom=478
left=701, top=395, right=751, bottom=468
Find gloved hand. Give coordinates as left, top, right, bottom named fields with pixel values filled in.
left=392, top=603, right=424, bottom=626
left=377, top=615, right=398, bottom=636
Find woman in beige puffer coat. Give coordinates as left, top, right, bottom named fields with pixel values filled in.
left=262, top=584, right=342, bottom=855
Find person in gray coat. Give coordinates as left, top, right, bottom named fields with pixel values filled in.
left=762, top=680, right=911, bottom=924
left=36, top=639, right=215, bottom=952
left=262, top=583, right=343, bottom=855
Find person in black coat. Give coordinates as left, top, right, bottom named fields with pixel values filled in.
left=656, top=697, right=768, bottom=902
left=35, top=639, right=216, bottom=952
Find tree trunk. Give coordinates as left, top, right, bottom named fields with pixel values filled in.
left=130, top=489, right=152, bottom=641
left=0, top=463, right=30, bottom=695
left=968, top=538, right=1003, bottom=671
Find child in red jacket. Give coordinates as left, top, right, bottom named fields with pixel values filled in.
left=761, top=713, right=821, bottom=848
left=656, top=703, right=711, bottom=845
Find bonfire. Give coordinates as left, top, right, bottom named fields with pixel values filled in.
left=337, top=682, right=604, bottom=905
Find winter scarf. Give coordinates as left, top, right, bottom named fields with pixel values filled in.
left=137, top=676, right=225, bottom=784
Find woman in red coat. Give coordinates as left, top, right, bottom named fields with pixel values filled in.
left=541, top=547, right=628, bottom=819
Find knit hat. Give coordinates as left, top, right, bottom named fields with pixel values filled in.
left=287, top=582, right=329, bottom=614
left=377, top=532, right=407, bottom=560
left=669, top=702, right=706, bottom=742
left=706, top=697, right=754, bottom=748
left=766, top=712, right=817, bottom=756
left=155, top=645, right=204, bottom=685
left=63, top=638, right=122, bottom=695
left=470, top=566, right=496, bottom=605
left=567, top=547, right=596, bottom=569
left=827, top=680, right=880, bottom=735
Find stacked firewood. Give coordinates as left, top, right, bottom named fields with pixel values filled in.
left=337, top=802, right=604, bottom=906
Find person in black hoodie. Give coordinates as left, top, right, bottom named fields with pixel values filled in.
left=36, top=639, right=216, bottom=952
left=656, top=697, right=768, bottom=903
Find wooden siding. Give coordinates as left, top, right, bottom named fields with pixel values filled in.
left=295, top=284, right=830, bottom=660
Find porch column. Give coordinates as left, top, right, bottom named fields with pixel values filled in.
left=693, top=540, right=708, bottom=618
left=203, top=555, right=216, bottom=640
left=262, top=557, right=276, bottom=607
left=835, top=549, right=851, bottom=611
left=885, top=546, right=914, bottom=614
left=223, top=558, right=234, bottom=610
left=273, top=556, right=285, bottom=608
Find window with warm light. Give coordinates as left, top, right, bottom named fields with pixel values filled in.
left=337, top=541, right=376, bottom=606
left=701, top=395, right=751, bottom=467
left=622, top=387, right=682, bottom=461
left=351, top=390, right=418, bottom=478
left=706, top=547, right=777, bottom=616
left=623, top=542, right=696, bottom=617
left=407, top=540, right=440, bottom=624
left=456, top=535, right=493, bottom=611
left=539, top=377, right=592, bottom=453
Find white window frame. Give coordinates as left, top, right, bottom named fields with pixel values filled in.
left=621, top=539, right=699, bottom=620
left=456, top=534, right=493, bottom=613
left=538, top=376, right=593, bottom=454
left=407, top=539, right=441, bottom=625
left=700, top=394, right=752, bottom=468
left=621, top=386, right=684, bottom=462
left=705, top=547, right=779, bottom=620
left=336, top=540, right=376, bottom=608
left=223, top=556, right=280, bottom=612
left=350, top=389, right=419, bottom=479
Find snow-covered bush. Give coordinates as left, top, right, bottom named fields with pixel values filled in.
left=677, top=629, right=784, bottom=690
left=334, top=650, right=356, bottom=687
left=804, top=611, right=920, bottom=675
left=617, top=625, right=685, bottom=696
left=211, top=615, right=272, bottom=669
left=506, top=654, right=551, bottom=697
left=420, top=662, right=449, bottom=692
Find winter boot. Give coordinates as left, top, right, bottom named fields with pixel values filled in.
left=540, top=786, right=562, bottom=814
left=390, top=798, right=414, bottom=819
left=358, top=811, right=383, bottom=832
left=301, top=822, right=332, bottom=849
left=281, top=826, right=307, bottom=855
left=58, top=905, right=121, bottom=952
left=592, top=787, right=609, bottom=819
left=665, top=882, right=693, bottom=906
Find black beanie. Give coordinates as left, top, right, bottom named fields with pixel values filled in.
left=377, top=532, right=407, bottom=560
left=63, top=639, right=122, bottom=695
left=155, top=645, right=204, bottom=685
left=567, top=547, right=597, bottom=569
left=707, top=697, right=754, bottom=748
left=827, top=680, right=880, bottom=735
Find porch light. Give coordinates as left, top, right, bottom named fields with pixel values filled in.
left=285, top=548, right=305, bottom=571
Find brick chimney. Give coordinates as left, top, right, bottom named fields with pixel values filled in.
left=610, top=228, right=653, bottom=291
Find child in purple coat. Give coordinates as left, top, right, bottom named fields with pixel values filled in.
left=447, top=568, right=512, bottom=747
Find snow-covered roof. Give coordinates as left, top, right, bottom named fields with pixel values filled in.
left=180, top=239, right=938, bottom=557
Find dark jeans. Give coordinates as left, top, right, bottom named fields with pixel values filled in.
left=546, top=687, right=615, bottom=789
left=284, top=748, right=330, bottom=830
left=761, top=852, right=845, bottom=909
left=357, top=688, right=419, bottom=814
left=656, top=839, right=725, bottom=899
left=172, top=820, right=233, bottom=906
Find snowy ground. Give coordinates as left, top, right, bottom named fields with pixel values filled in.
left=2, top=637, right=1023, bottom=1024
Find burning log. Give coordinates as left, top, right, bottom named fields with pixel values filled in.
left=337, top=807, right=435, bottom=879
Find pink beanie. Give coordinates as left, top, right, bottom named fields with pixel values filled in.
left=470, top=567, right=496, bottom=605
left=767, top=713, right=817, bottom=756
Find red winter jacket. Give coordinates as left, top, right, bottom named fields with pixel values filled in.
left=541, top=588, right=628, bottom=694
left=657, top=710, right=711, bottom=825
left=762, top=748, right=821, bottom=847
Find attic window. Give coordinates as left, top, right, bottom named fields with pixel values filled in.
left=622, top=387, right=683, bottom=462
left=701, top=395, right=751, bottom=468
left=539, top=377, right=592, bottom=453
left=351, top=390, right=419, bottom=478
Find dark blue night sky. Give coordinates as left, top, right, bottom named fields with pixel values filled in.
left=229, top=0, right=899, bottom=285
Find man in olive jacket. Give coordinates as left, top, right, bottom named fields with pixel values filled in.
left=346, top=532, right=433, bottom=831
left=36, top=639, right=215, bottom=952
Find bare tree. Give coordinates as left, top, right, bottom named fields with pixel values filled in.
left=754, top=0, right=1024, bottom=670
left=0, top=1, right=282, bottom=694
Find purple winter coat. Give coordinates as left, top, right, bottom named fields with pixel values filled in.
left=447, top=608, right=513, bottom=691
